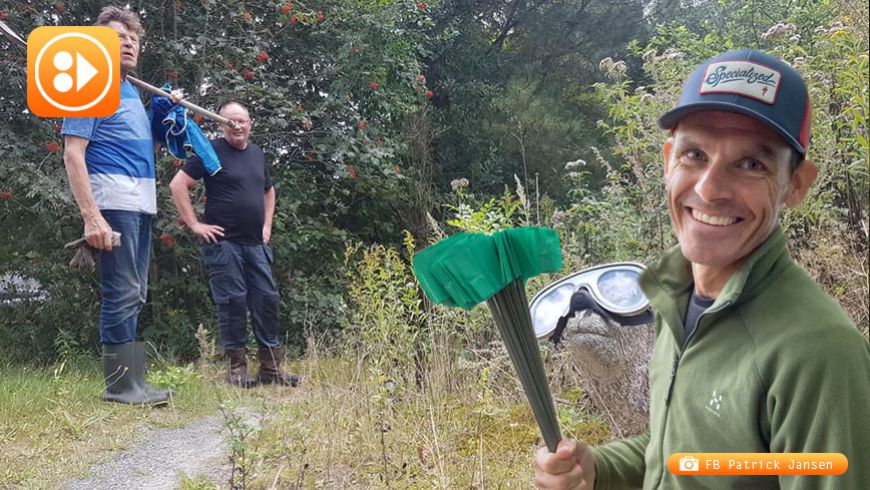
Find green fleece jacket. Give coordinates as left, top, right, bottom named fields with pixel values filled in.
left=591, top=227, right=870, bottom=489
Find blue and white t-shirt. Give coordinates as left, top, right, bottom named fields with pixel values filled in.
left=62, top=80, right=156, bottom=215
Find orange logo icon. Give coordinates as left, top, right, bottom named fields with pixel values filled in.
left=27, top=26, right=120, bottom=117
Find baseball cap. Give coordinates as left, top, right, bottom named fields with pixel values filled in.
left=659, top=49, right=811, bottom=157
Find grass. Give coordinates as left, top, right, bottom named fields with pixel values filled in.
left=0, top=345, right=611, bottom=489
left=0, top=357, right=228, bottom=489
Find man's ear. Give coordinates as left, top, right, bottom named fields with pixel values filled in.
left=663, top=138, right=674, bottom=178
left=784, top=160, right=818, bottom=208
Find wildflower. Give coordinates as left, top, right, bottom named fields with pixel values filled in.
left=663, top=49, right=685, bottom=60
left=551, top=210, right=566, bottom=228
left=761, top=23, right=797, bottom=40
left=564, top=159, right=586, bottom=171
left=450, top=178, right=469, bottom=191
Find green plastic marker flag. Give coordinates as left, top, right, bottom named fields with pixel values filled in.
left=412, top=226, right=563, bottom=452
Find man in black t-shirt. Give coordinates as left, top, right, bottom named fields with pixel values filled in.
left=169, top=101, right=298, bottom=388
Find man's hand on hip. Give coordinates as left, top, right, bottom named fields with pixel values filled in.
left=535, top=439, right=596, bottom=489
left=190, top=222, right=225, bottom=243
left=262, top=225, right=271, bottom=244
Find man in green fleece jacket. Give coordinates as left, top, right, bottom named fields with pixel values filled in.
left=535, top=49, right=870, bottom=489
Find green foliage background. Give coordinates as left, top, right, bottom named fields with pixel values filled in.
left=0, top=0, right=866, bottom=362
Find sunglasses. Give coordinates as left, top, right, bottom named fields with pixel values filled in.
left=529, top=262, right=651, bottom=339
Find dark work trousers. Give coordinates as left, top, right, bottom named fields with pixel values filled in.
left=202, top=241, right=280, bottom=350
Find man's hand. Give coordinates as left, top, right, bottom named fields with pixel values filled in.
left=262, top=224, right=271, bottom=244
left=190, top=222, right=225, bottom=243
left=169, top=88, right=185, bottom=104
left=535, top=439, right=596, bottom=489
left=84, top=213, right=114, bottom=251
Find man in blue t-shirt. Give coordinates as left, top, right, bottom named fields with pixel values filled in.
left=169, top=101, right=299, bottom=389
left=62, top=6, right=176, bottom=406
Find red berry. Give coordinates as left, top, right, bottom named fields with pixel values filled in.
left=394, top=165, right=401, bottom=174
left=167, top=70, right=179, bottom=80
left=370, top=81, right=379, bottom=90
left=55, top=2, right=65, bottom=14
left=290, top=15, right=298, bottom=25
left=280, top=3, right=293, bottom=14
left=177, top=218, right=186, bottom=226
left=415, top=85, right=422, bottom=93
left=243, top=69, right=255, bottom=81
left=347, top=164, right=357, bottom=180
left=45, top=141, right=60, bottom=153
left=0, top=10, right=8, bottom=20
left=417, top=74, right=426, bottom=83
left=417, top=2, right=426, bottom=12
left=224, top=61, right=235, bottom=70
left=160, top=233, right=176, bottom=246
left=193, top=114, right=203, bottom=124
left=244, top=12, right=253, bottom=22
left=357, top=120, right=367, bottom=131
left=256, top=51, right=269, bottom=63
left=425, top=89, right=434, bottom=99
left=306, top=152, right=313, bottom=160
left=317, top=10, right=325, bottom=22
left=0, top=191, right=12, bottom=201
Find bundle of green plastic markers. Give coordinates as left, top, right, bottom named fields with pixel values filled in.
left=412, top=227, right=563, bottom=451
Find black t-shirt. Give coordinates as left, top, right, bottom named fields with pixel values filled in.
left=183, top=138, right=273, bottom=245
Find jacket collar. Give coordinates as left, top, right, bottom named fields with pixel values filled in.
left=639, top=227, right=791, bottom=342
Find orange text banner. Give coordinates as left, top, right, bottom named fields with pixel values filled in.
left=668, top=453, right=848, bottom=476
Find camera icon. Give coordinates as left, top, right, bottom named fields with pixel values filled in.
left=679, top=455, right=700, bottom=472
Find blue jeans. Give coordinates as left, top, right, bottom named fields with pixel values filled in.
left=99, top=210, right=152, bottom=345
left=202, top=241, right=280, bottom=351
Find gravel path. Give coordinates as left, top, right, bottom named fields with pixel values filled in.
left=62, top=410, right=260, bottom=490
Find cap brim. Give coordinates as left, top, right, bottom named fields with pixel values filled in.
left=659, top=102, right=805, bottom=156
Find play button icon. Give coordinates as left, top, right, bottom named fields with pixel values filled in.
left=76, top=53, right=98, bottom=91
left=27, top=26, right=121, bottom=117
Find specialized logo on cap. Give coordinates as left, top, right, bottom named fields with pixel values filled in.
left=701, top=61, right=781, bottom=105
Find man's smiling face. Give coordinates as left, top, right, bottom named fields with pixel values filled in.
left=664, top=111, right=805, bottom=279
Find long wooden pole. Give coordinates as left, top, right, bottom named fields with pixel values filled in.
left=124, top=75, right=236, bottom=128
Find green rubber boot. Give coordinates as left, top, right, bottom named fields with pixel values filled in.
left=102, top=343, right=170, bottom=406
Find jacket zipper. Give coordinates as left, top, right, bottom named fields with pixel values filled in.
left=655, top=300, right=732, bottom=489
left=665, top=331, right=695, bottom=406
left=665, top=300, right=732, bottom=406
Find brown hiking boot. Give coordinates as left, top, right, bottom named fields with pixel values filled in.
left=226, top=348, right=258, bottom=388
left=256, top=346, right=301, bottom=387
